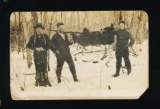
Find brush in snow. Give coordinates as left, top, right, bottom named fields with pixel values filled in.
left=129, top=47, right=142, bottom=57
left=101, top=54, right=108, bottom=60
left=20, top=87, right=24, bottom=91
left=82, top=56, right=99, bottom=63
left=92, top=61, right=99, bottom=63
left=129, top=51, right=138, bottom=57
left=121, top=66, right=131, bottom=76
left=108, top=85, right=111, bottom=90
left=105, top=62, right=110, bottom=67
left=23, top=73, right=36, bottom=75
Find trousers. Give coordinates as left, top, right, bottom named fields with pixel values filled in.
left=34, top=51, right=48, bottom=81
left=55, top=53, right=76, bottom=77
left=115, top=47, right=131, bottom=69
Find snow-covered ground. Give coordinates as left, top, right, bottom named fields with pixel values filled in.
left=10, top=40, right=148, bottom=100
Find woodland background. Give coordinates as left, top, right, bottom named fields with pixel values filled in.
left=10, top=11, right=148, bottom=49
left=10, top=11, right=148, bottom=68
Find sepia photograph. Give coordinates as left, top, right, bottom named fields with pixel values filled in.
left=10, top=11, right=149, bottom=100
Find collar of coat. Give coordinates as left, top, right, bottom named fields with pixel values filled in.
left=34, top=33, right=46, bottom=45
left=57, top=31, right=66, bottom=40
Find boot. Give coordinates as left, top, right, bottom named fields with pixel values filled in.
left=43, top=79, right=47, bottom=87
left=35, top=73, right=40, bottom=87
left=127, top=68, right=131, bottom=75
left=46, top=79, right=52, bottom=87
left=43, top=73, right=51, bottom=87
left=43, top=83, right=47, bottom=87
left=57, top=77, right=61, bottom=83
left=39, top=80, right=43, bottom=86
left=112, top=67, right=121, bottom=77
left=112, top=73, right=119, bottom=77
left=40, top=79, right=45, bottom=86
left=47, top=81, right=52, bottom=87
left=73, top=75, right=79, bottom=82
left=35, top=80, right=39, bottom=87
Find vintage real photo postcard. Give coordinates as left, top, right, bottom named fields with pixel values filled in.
left=10, top=11, right=149, bottom=100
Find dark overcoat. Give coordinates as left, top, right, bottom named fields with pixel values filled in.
left=27, top=34, right=52, bottom=74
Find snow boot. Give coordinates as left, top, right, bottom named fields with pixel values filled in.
left=46, top=79, right=52, bottom=87
left=47, top=81, right=52, bottom=87
left=39, top=80, right=43, bottom=86
left=112, top=67, right=121, bottom=77
left=127, top=67, right=131, bottom=75
left=57, top=77, right=61, bottom=83
left=35, top=80, right=39, bottom=87
left=112, top=73, right=119, bottom=77
left=43, top=83, right=47, bottom=87
left=73, top=75, right=79, bottom=82
left=40, top=79, right=46, bottom=86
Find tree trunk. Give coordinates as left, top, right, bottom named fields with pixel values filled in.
left=26, top=12, right=39, bottom=68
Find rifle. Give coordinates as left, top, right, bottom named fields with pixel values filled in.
left=46, top=28, right=82, bottom=34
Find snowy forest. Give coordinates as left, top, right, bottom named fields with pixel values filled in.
left=10, top=11, right=149, bottom=100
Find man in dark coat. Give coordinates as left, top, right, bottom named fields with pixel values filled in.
left=50, top=22, right=79, bottom=83
left=113, top=21, right=135, bottom=77
left=27, top=23, right=52, bottom=87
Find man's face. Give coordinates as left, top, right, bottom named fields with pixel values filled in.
left=119, top=23, right=125, bottom=30
left=58, top=25, right=64, bottom=32
left=36, top=27, right=43, bottom=35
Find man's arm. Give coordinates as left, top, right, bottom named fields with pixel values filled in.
left=50, top=35, right=57, bottom=54
left=128, top=32, right=135, bottom=47
left=113, top=35, right=117, bottom=50
left=43, top=34, right=52, bottom=51
left=26, top=36, right=36, bottom=50
left=65, top=33, right=73, bottom=45
left=112, top=30, right=118, bottom=50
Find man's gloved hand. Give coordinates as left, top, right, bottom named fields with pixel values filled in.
left=36, top=48, right=41, bottom=51
left=55, top=50, right=60, bottom=55
left=39, top=47, right=44, bottom=51
left=36, top=47, right=44, bottom=51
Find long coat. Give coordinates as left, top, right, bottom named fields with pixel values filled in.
left=27, top=34, right=52, bottom=74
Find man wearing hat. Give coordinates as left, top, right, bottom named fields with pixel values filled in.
left=50, top=22, right=79, bottom=83
left=27, top=23, right=52, bottom=87
left=112, top=21, right=135, bottom=77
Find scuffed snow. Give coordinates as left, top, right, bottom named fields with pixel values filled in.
left=10, top=40, right=148, bottom=100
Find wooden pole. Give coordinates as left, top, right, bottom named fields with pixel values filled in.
left=22, top=19, right=25, bottom=59
left=18, top=12, right=21, bottom=54
left=13, top=12, right=17, bottom=52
